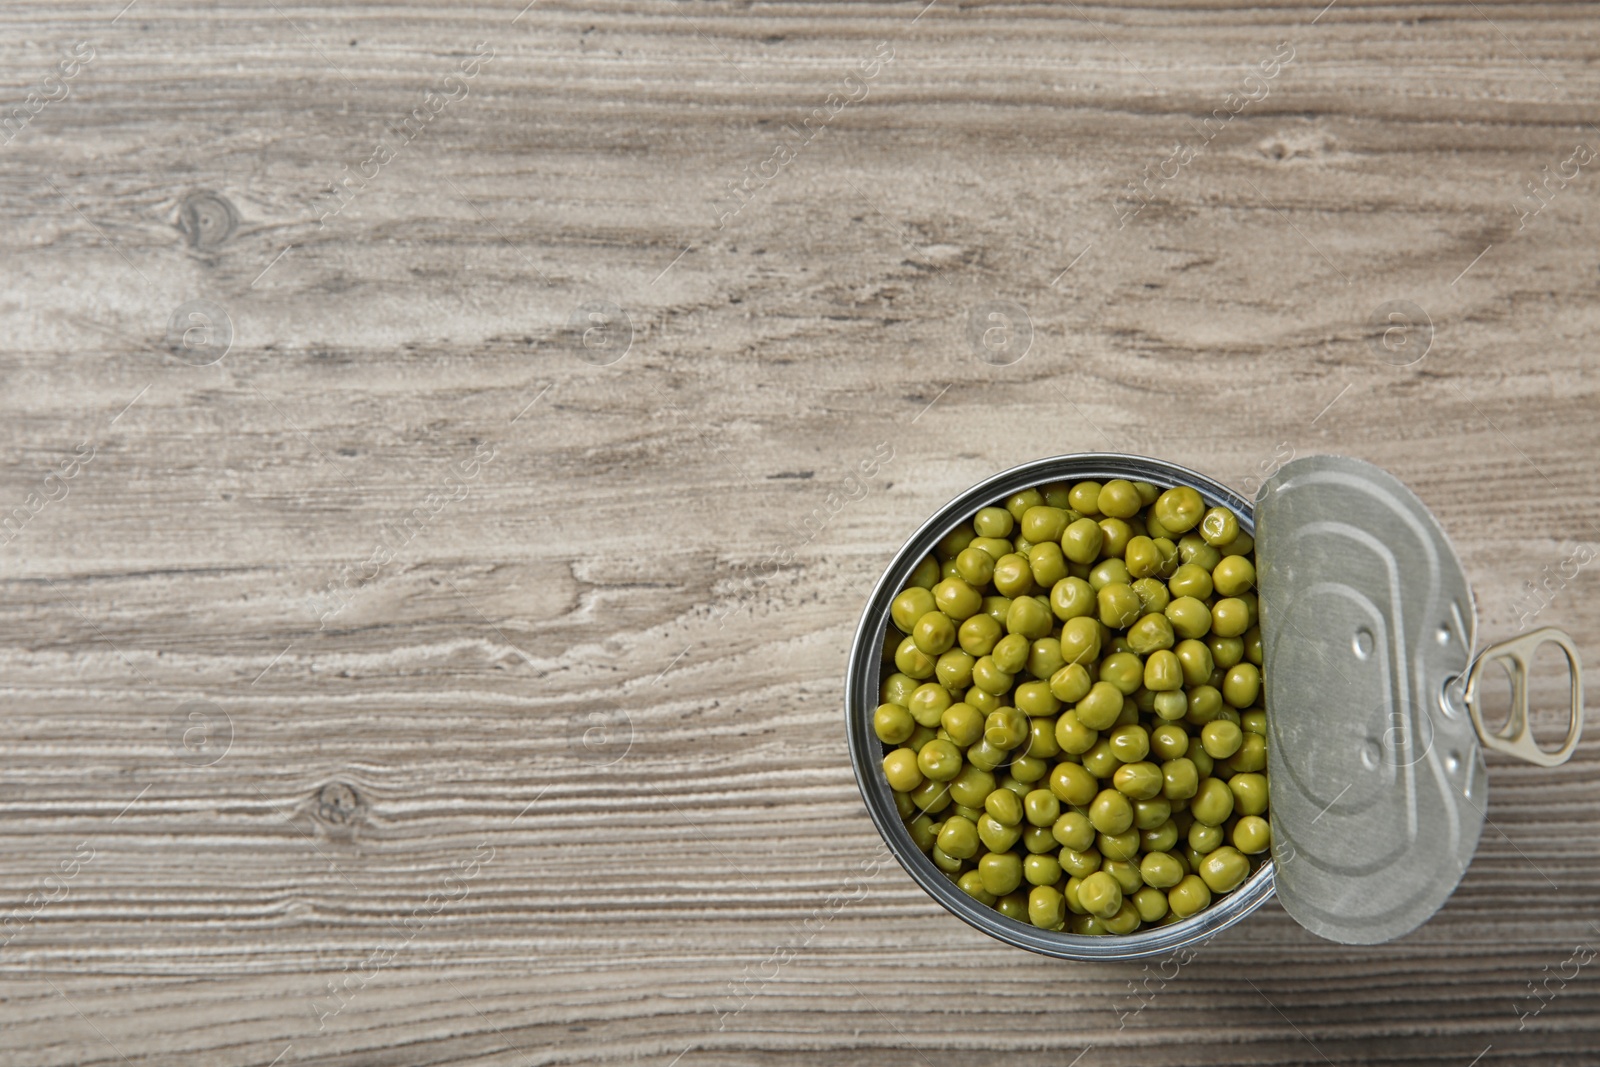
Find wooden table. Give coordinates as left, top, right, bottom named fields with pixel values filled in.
left=2, top=1, right=1597, bottom=1063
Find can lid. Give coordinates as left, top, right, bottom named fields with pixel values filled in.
left=1254, top=455, right=1486, bottom=945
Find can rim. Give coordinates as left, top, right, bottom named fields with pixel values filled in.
left=845, top=453, right=1277, bottom=961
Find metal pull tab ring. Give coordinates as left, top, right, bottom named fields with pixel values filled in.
left=1463, top=627, right=1584, bottom=767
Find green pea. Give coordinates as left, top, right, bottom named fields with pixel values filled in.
left=937, top=815, right=980, bottom=859
left=1184, top=684, right=1223, bottom=725
left=1024, top=719, right=1061, bottom=763
left=1028, top=542, right=1069, bottom=588
left=1059, top=620, right=1101, bottom=670
left=1185, top=737, right=1215, bottom=779
left=1026, top=637, right=1066, bottom=681
left=1137, top=850, right=1184, bottom=890
left=1153, top=690, right=1187, bottom=721
left=909, top=779, right=952, bottom=814
left=1198, top=846, right=1251, bottom=893
left=996, top=891, right=1029, bottom=922
left=895, top=789, right=917, bottom=820
left=1102, top=860, right=1144, bottom=897
left=1188, top=820, right=1224, bottom=853
left=1041, top=482, right=1074, bottom=509
left=1018, top=506, right=1066, bottom=545
left=1201, top=719, right=1243, bottom=759
left=1022, top=824, right=1058, bottom=854
left=1191, top=777, right=1235, bottom=825
left=1022, top=853, right=1062, bottom=888
left=1012, top=536, right=1034, bottom=557
left=962, top=689, right=996, bottom=717
left=983, top=707, right=1029, bottom=749
left=951, top=803, right=984, bottom=825
left=1244, top=626, right=1264, bottom=667
left=907, top=724, right=938, bottom=751
left=1206, top=634, right=1244, bottom=671
left=1049, top=576, right=1097, bottom=620
left=881, top=672, right=919, bottom=706
left=1213, top=555, right=1256, bottom=598
left=1105, top=723, right=1149, bottom=764
left=954, top=546, right=996, bottom=586
left=1052, top=810, right=1096, bottom=851
left=957, top=869, right=997, bottom=905
left=1224, top=732, right=1267, bottom=774
left=1229, top=773, right=1268, bottom=816
left=1114, top=761, right=1164, bottom=800
left=1162, top=757, right=1199, bottom=801
left=1006, top=489, right=1045, bottom=523
left=1091, top=479, right=1138, bottom=520
left=1059, top=845, right=1103, bottom=879
left=1082, top=738, right=1120, bottom=778
left=1233, top=815, right=1271, bottom=855
left=957, top=614, right=1002, bottom=657
left=1127, top=613, right=1175, bottom=655
left=907, top=683, right=953, bottom=727
left=1133, top=886, right=1170, bottom=923
left=977, top=813, right=1021, bottom=852
left=1006, top=596, right=1054, bottom=640
left=948, top=765, right=996, bottom=807
left=874, top=703, right=915, bottom=744
left=969, top=656, right=1013, bottom=696
left=1098, top=651, right=1143, bottom=695
left=1148, top=723, right=1189, bottom=761
left=1070, top=913, right=1108, bottom=935
left=978, top=851, right=1023, bottom=895
left=1089, top=558, right=1133, bottom=590
left=1097, top=583, right=1143, bottom=629
left=1143, top=649, right=1183, bottom=692
left=891, top=587, right=937, bottom=633
left=1075, top=681, right=1125, bottom=731
left=932, top=577, right=982, bottom=620
left=1098, top=828, right=1141, bottom=862
left=970, top=537, right=1014, bottom=562
left=1098, top=518, right=1133, bottom=559
left=1222, top=662, right=1261, bottom=709
left=991, top=553, right=1035, bottom=597
left=1060, top=517, right=1104, bottom=564
left=1023, top=788, right=1061, bottom=828
left=1028, top=884, right=1067, bottom=930
left=974, top=506, right=1015, bottom=538
left=980, top=596, right=1012, bottom=625
left=937, top=525, right=977, bottom=561
left=907, top=814, right=937, bottom=852
left=918, top=738, right=963, bottom=782
left=1211, top=598, right=1250, bottom=638
left=985, top=787, right=1024, bottom=825
left=1153, top=486, right=1205, bottom=534
left=1172, top=640, right=1213, bottom=689
left=909, top=555, right=941, bottom=590
left=1053, top=710, right=1098, bottom=755
left=1089, top=789, right=1134, bottom=835
left=1177, top=533, right=1222, bottom=571
left=1131, top=577, right=1171, bottom=617
left=1165, top=596, right=1212, bottom=640
left=1049, top=762, right=1099, bottom=806
left=883, top=748, right=922, bottom=792
left=1167, top=562, right=1214, bottom=601
left=935, top=650, right=975, bottom=689
left=1222, top=530, right=1255, bottom=556
left=1241, top=710, right=1266, bottom=737
left=1199, top=506, right=1239, bottom=547
left=1123, top=536, right=1161, bottom=580
left=1077, top=870, right=1123, bottom=918
left=1049, top=662, right=1093, bottom=704
left=992, top=632, right=1031, bottom=673
left=1168, top=874, right=1212, bottom=918
left=1006, top=680, right=1054, bottom=718
left=1067, top=481, right=1103, bottom=516
left=894, top=635, right=936, bottom=679
left=1140, top=818, right=1180, bottom=854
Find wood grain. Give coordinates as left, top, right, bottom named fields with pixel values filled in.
left=2, top=0, right=1599, bottom=1063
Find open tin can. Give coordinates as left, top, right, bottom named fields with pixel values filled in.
left=846, top=453, right=1584, bottom=960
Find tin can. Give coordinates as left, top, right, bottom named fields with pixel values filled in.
left=846, top=453, right=1583, bottom=960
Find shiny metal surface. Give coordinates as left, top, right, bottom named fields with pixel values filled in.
left=1465, top=628, right=1585, bottom=767
left=1255, top=455, right=1485, bottom=945
left=846, top=454, right=1275, bottom=961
